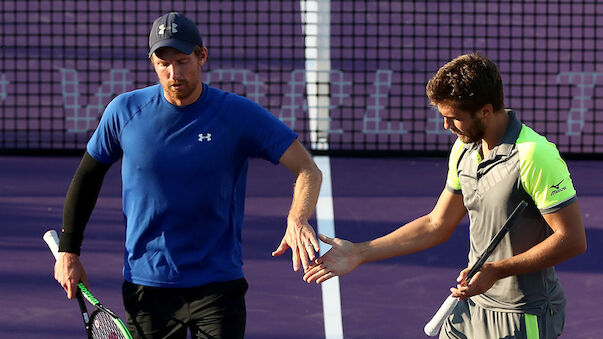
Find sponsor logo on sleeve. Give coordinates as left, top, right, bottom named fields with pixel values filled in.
left=550, top=179, right=566, bottom=196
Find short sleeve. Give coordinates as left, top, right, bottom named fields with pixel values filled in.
left=86, top=96, right=125, bottom=164
left=445, top=138, right=465, bottom=194
left=233, top=95, right=297, bottom=164
left=516, top=126, right=577, bottom=213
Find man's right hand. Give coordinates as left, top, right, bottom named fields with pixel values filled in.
left=302, top=234, right=361, bottom=284
left=54, top=252, right=88, bottom=299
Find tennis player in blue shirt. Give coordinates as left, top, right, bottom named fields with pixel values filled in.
left=54, top=12, right=322, bottom=338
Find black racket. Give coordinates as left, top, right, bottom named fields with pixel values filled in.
left=44, top=229, right=132, bottom=339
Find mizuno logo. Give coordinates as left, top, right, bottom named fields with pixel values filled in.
left=550, top=179, right=564, bottom=190
left=198, top=133, right=212, bottom=142
left=550, top=179, right=567, bottom=196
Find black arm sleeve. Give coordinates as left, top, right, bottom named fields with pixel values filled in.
left=58, top=151, right=112, bottom=255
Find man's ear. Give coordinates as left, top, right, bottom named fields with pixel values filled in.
left=199, top=46, right=209, bottom=67
left=481, top=104, right=494, bottom=118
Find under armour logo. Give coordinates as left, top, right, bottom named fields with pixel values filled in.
left=158, top=23, right=178, bottom=35
left=198, top=133, right=212, bottom=142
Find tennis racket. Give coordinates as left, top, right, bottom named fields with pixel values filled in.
left=44, top=229, right=133, bottom=339
left=423, top=200, right=528, bottom=336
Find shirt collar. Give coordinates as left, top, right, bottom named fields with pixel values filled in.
left=494, top=109, right=522, bottom=156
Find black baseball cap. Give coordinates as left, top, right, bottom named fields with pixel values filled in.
left=148, top=12, right=203, bottom=57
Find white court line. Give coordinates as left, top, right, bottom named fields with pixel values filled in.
left=313, top=155, right=343, bottom=339
left=300, top=0, right=344, bottom=337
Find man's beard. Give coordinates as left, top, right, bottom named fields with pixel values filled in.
left=164, top=80, right=195, bottom=102
left=452, top=119, right=486, bottom=144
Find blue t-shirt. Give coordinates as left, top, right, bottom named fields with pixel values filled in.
left=87, top=83, right=297, bottom=287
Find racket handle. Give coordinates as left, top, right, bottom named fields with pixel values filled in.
left=43, top=229, right=61, bottom=260
left=424, top=294, right=458, bottom=336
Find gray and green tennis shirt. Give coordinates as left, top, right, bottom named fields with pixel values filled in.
left=445, top=110, right=577, bottom=315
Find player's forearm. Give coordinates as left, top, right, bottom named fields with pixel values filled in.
left=287, top=164, right=322, bottom=224
left=356, top=214, right=452, bottom=264
left=60, top=152, right=110, bottom=254
left=490, top=202, right=586, bottom=279
left=489, top=230, right=586, bottom=280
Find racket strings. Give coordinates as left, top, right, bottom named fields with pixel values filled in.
left=88, top=310, right=128, bottom=339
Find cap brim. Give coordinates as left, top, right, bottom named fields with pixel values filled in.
left=149, top=39, right=196, bottom=57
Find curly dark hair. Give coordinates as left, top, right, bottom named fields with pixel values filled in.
left=426, top=53, right=504, bottom=113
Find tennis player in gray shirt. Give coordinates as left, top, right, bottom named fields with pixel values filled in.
left=303, top=54, right=586, bottom=339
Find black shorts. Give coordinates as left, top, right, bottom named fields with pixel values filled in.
left=122, top=278, right=248, bottom=339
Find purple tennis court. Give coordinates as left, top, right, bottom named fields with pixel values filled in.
left=2, top=0, right=603, bottom=338
left=0, top=156, right=601, bottom=338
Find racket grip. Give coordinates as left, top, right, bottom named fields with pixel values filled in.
left=43, top=229, right=61, bottom=260
left=424, top=294, right=458, bottom=336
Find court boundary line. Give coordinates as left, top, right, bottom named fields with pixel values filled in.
left=314, top=155, right=343, bottom=338
left=301, top=1, right=344, bottom=338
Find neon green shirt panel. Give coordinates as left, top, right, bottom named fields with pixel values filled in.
left=516, top=125, right=576, bottom=212
left=446, top=137, right=465, bottom=192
